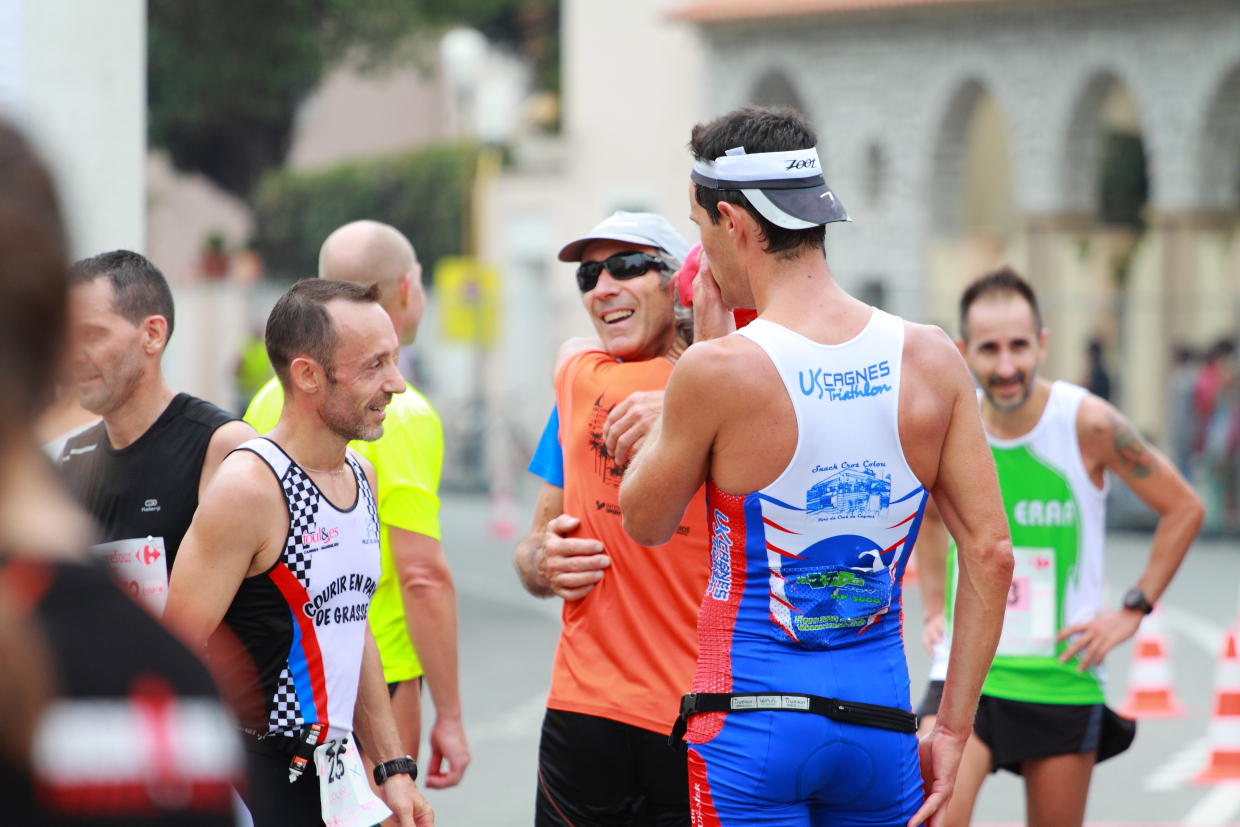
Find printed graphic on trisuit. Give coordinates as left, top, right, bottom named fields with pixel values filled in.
left=806, top=466, right=891, bottom=520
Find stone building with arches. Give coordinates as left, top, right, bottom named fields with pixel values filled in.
left=678, top=0, right=1240, bottom=440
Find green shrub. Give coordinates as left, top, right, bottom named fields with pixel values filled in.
left=251, top=142, right=476, bottom=283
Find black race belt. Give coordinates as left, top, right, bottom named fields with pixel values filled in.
left=670, top=692, right=917, bottom=745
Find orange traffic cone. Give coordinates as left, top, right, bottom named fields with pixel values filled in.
left=1118, top=605, right=1186, bottom=718
left=1196, top=629, right=1240, bottom=783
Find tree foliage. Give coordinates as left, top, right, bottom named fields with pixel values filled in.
left=149, top=0, right=558, bottom=199
left=250, top=143, right=475, bottom=282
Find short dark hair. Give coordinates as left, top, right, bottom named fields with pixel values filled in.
left=0, top=122, right=69, bottom=431
left=71, top=250, right=176, bottom=340
left=959, top=267, right=1044, bottom=340
left=689, top=106, right=826, bottom=258
left=266, top=278, right=382, bottom=389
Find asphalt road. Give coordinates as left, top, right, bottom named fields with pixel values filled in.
left=422, top=495, right=1240, bottom=826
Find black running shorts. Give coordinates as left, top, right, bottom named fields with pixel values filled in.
left=241, top=738, right=323, bottom=827
left=536, top=708, right=689, bottom=827
left=973, top=694, right=1136, bottom=774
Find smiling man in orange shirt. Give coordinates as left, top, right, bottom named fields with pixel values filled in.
left=514, top=212, right=708, bottom=826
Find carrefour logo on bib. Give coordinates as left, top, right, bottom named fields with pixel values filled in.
left=1013, top=499, right=1076, bottom=527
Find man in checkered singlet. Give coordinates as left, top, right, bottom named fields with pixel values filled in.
left=165, top=280, right=433, bottom=827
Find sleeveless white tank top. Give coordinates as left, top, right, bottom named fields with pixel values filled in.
left=227, top=438, right=382, bottom=740
left=733, top=310, right=927, bottom=647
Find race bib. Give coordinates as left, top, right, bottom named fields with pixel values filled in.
left=90, top=536, right=168, bottom=616
left=315, top=736, right=392, bottom=827
left=996, top=547, right=1057, bottom=657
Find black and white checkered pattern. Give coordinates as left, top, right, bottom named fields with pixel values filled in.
left=267, top=667, right=305, bottom=734
left=349, top=455, right=381, bottom=543
left=282, top=465, right=319, bottom=588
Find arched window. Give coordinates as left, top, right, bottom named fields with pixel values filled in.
left=750, top=71, right=805, bottom=113
left=1062, top=73, right=1148, bottom=225
left=1199, top=64, right=1240, bottom=211
left=929, top=80, right=1015, bottom=237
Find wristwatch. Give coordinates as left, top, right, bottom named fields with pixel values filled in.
left=373, top=755, right=418, bottom=785
left=1122, top=587, right=1154, bottom=615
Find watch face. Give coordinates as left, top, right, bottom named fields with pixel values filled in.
left=1124, top=588, right=1150, bottom=611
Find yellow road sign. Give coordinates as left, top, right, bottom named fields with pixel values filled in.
left=436, top=256, right=500, bottom=346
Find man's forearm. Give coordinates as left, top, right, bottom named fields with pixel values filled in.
left=618, top=417, right=682, bottom=546
left=355, top=632, right=407, bottom=762
left=403, top=573, right=462, bottom=719
left=514, top=533, right=553, bottom=597
left=1138, top=500, right=1203, bottom=603
left=937, top=537, right=1012, bottom=734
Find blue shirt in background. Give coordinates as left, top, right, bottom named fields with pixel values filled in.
left=528, top=405, right=565, bottom=487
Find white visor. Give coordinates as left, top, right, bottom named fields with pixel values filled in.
left=691, top=146, right=849, bottom=229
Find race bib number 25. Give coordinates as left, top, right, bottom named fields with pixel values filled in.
left=996, top=547, right=1057, bottom=657
left=315, top=736, right=392, bottom=827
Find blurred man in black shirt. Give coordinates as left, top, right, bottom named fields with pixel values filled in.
left=57, top=251, right=253, bottom=604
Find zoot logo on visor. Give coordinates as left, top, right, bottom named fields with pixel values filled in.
left=691, top=146, right=850, bottom=230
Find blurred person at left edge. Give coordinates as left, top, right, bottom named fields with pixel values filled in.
left=0, top=124, right=243, bottom=822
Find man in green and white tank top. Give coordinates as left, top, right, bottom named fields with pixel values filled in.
left=916, top=269, right=1202, bottom=827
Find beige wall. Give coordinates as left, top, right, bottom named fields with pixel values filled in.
left=12, top=0, right=146, bottom=258
left=287, top=60, right=452, bottom=171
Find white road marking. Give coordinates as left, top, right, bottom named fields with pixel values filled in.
left=1162, top=603, right=1225, bottom=656
left=1145, top=736, right=1209, bottom=791
left=1184, top=783, right=1240, bottom=826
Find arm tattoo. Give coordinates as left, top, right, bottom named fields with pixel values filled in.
left=1100, top=411, right=1156, bottom=478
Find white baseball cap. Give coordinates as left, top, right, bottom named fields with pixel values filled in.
left=557, top=211, right=691, bottom=263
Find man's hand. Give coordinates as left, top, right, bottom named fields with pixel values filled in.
left=922, top=612, right=945, bottom=656
left=1058, top=608, right=1144, bottom=671
left=380, top=773, right=434, bottom=827
left=603, top=391, right=664, bottom=466
left=692, top=254, right=736, bottom=343
left=911, top=725, right=969, bottom=827
left=424, top=715, right=470, bottom=788
left=541, top=515, right=610, bottom=600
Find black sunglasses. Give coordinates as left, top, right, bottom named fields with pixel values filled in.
left=576, top=251, right=670, bottom=293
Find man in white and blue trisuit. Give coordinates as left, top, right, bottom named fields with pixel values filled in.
left=621, top=106, right=1015, bottom=827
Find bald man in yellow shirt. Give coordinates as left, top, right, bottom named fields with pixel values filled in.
left=245, top=221, right=470, bottom=789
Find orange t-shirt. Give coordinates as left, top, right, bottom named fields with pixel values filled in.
left=547, top=350, right=711, bottom=735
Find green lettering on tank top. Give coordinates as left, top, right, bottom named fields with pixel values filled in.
left=944, top=443, right=1104, bottom=705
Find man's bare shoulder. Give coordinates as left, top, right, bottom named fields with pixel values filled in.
left=210, top=419, right=257, bottom=454
left=554, top=336, right=606, bottom=377
left=1074, top=390, right=1156, bottom=473
left=901, top=321, right=973, bottom=396
left=1075, top=389, right=1119, bottom=434
left=672, top=334, right=773, bottom=395
left=203, top=448, right=284, bottom=512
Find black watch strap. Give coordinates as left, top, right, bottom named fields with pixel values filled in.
left=1122, top=587, right=1154, bottom=615
left=373, top=755, right=418, bottom=785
